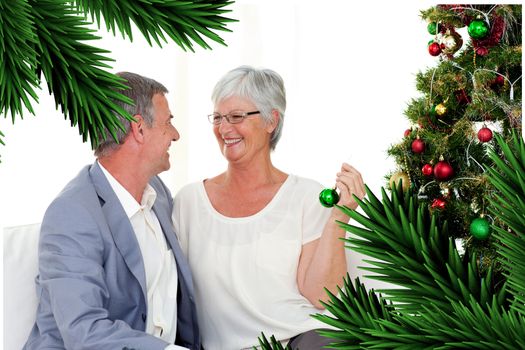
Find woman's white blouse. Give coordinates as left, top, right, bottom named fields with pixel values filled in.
left=172, top=174, right=333, bottom=350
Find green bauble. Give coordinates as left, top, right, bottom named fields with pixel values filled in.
left=468, top=19, right=489, bottom=39
left=319, top=188, right=339, bottom=208
left=470, top=217, right=491, bottom=240
left=427, top=22, right=439, bottom=35
left=430, top=105, right=436, bottom=116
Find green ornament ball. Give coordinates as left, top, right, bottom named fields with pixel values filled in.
left=430, top=104, right=437, bottom=116
left=427, top=22, right=439, bottom=35
left=319, top=188, right=339, bottom=208
left=470, top=217, right=491, bottom=240
left=468, top=19, right=489, bottom=40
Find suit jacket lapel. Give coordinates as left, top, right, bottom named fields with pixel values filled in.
left=89, top=163, right=148, bottom=302
left=152, top=201, right=195, bottom=296
left=153, top=198, right=199, bottom=347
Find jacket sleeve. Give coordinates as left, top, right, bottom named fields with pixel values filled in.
left=34, top=198, right=168, bottom=350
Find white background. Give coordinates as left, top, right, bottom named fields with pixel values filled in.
left=0, top=1, right=440, bottom=228
left=4, top=0, right=520, bottom=293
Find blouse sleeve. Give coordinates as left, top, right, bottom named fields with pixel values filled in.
left=300, top=179, right=333, bottom=244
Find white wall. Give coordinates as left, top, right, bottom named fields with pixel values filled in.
left=1, top=1, right=442, bottom=288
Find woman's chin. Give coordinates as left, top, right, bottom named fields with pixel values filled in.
left=222, top=143, right=243, bottom=159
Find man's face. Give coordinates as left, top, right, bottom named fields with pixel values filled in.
left=143, top=93, right=180, bottom=175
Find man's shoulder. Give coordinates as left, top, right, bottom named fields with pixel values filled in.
left=46, top=164, right=100, bottom=212
left=57, top=164, right=96, bottom=198
left=42, top=164, right=104, bottom=228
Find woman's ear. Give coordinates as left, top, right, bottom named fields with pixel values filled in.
left=130, top=114, right=145, bottom=143
left=266, top=109, right=280, bottom=133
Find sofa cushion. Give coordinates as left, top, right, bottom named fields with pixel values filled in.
left=3, top=223, right=40, bottom=350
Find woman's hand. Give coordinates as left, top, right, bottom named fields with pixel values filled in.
left=334, top=162, right=365, bottom=212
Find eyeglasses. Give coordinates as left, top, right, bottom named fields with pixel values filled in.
left=207, top=111, right=260, bottom=125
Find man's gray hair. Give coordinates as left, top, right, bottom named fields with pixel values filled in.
left=95, top=72, right=168, bottom=157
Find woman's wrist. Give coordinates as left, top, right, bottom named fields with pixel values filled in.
left=329, top=208, right=350, bottom=223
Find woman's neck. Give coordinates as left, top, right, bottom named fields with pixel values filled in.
left=223, top=159, right=285, bottom=189
left=204, top=158, right=289, bottom=218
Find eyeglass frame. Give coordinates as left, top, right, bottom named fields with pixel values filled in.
left=207, top=110, right=260, bottom=125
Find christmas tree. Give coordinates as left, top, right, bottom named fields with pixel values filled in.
left=259, top=4, right=523, bottom=349
left=387, top=4, right=522, bottom=272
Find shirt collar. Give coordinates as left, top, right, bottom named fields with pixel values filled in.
left=98, top=161, right=157, bottom=218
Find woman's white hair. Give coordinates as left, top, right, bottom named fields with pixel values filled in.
left=211, top=65, right=286, bottom=150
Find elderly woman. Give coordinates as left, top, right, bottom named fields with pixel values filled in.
left=173, top=66, right=365, bottom=349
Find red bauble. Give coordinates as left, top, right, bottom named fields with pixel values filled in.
left=455, top=89, right=471, bottom=104
left=477, top=127, right=493, bottom=142
left=475, top=46, right=489, bottom=56
left=493, top=75, right=505, bottom=86
left=411, top=139, right=425, bottom=154
left=404, top=129, right=412, bottom=137
left=433, top=161, right=454, bottom=181
left=428, top=42, right=442, bottom=56
left=431, top=198, right=446, bottom=210
left=422, top=164, right=433, bottom=176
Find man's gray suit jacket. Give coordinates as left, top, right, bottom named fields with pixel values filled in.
left=24, top=163, right=201, bottom=350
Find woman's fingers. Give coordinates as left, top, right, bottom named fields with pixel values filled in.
left=334, top=163, right=365, bottom=209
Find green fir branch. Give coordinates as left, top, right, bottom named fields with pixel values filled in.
left=75, top=0, right=237, bottom=51
left=487, top=130, right=525, bottom=317
left=311, top=180, right=521, bottom=348
left=256, top=333, right=291, bottom=350
left=312, top=275, right=396, bottom=349
left=339, top=184, right=506, bottom=315
left=30, top=0, right=135, bottom=148
left=365, top=300, right=523, bottom=349
left=380, top=297, right=525, bottom=349
left=1, top=0, right=235, bottom=156
left=0, top=0, right=40, bottom=120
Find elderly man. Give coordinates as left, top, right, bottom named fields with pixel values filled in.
left=24, top=72, right=200, bottom=350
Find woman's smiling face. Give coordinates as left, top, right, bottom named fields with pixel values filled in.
left=213, top=96, right=273, bottom=165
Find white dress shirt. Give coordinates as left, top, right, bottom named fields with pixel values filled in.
left=99, top=163, right=186, bottom=350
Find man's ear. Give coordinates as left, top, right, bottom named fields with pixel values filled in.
left=266, top=110, right=280, bottom=133
left=130, top=114, right=145, bottom=143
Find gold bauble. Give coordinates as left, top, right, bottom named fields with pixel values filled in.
left=510, top=107, right=522, bottom=119
left=389, top=171, right=410, bottom=191
left=435, top=103, right=447, bottom=116
left=440, top=31, right=463, bottom=54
